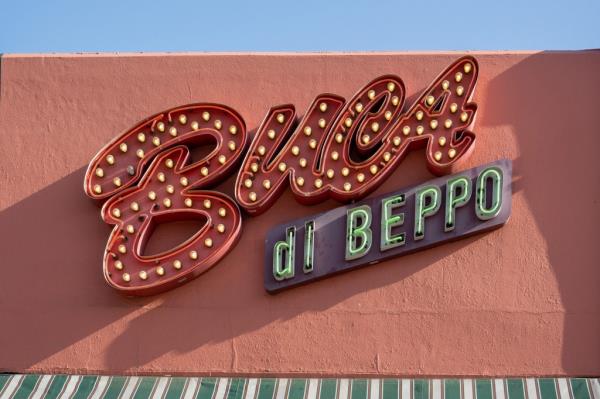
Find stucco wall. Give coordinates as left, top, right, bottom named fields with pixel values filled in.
left=0, top=51, right=598, bottom=376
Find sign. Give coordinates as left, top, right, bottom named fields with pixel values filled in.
left=265, top=160, right=511, bottom=293
left=83, top=56, right=494, bottom=296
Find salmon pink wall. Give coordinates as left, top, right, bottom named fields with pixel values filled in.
left=0, top=51, right=599, bottom=376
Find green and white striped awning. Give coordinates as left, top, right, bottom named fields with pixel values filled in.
left=0, top=376, right=598, bottom=399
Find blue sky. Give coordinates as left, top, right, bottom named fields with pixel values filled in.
left=0, top=0, right=598, bottom=53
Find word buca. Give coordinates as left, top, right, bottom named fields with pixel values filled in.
left=84, top=56, right=479, bottom=295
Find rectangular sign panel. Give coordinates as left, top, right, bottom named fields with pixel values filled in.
left=265, top=159, right=512, bottom=293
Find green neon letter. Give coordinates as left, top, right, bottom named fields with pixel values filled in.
left=345, top=205, right=372, bottom=260
left=273, top=226, right=295, bottom=281
left=445, top=176, right=472, bottom=232
left=303, top=221, right=315, bottom=273
left=475, top=166, right=503, bottom=220
left=380, top=194, right=406, bottom=251
left=414, top=185, right=441, bottom=240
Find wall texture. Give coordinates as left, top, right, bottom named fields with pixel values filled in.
left=0, top=51, right=599, bottom=376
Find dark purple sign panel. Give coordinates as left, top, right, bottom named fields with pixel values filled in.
left=264, top=159, right=512, bottom=293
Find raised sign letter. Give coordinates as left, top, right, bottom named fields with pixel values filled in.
left=273, top=227, right=296, bottom=281
left=414, top=186, right=441, bottom=240
left=346, top=205, right=373, bottom=260
left=476, top=166, right=503, bottom=220
left=380, top=194, right=406, bottom=251
left=84, top=105, right=247, bottom=295
left=445, top=176, right=472, bottom=231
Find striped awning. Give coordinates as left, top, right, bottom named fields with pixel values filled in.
left=0, top=376, right=598, bottom=399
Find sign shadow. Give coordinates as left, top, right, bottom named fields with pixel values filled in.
left=482, top=50, right=600, bottom=375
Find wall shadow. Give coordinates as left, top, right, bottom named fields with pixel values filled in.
left=0, top=149, right=479, bottom=373
left=0, top=166, right=135, bottom=372
left=483, top=50, right=600, bottom=375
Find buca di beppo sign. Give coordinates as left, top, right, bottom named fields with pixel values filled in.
left=265, top=160, right=511, bottom=292
left=84, top=56, right=511, bottom=296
